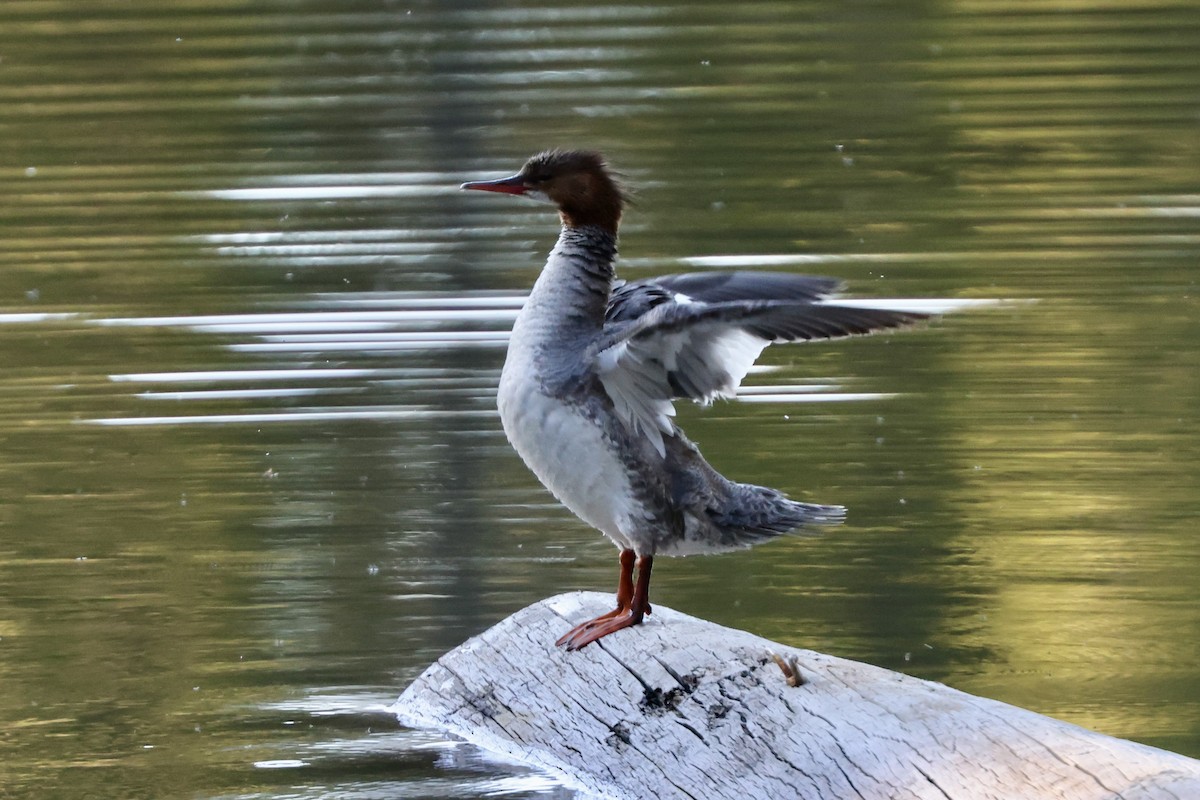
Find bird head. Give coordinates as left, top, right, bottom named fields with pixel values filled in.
left=461, top=149, right=627, bottom=234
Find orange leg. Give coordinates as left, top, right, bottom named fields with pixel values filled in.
left=557, top=551, right=653, bottom=651
left=555, top=549, right=635, bottom=646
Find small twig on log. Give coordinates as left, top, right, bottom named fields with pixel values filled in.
left=770, top=651, right=804, bottom=687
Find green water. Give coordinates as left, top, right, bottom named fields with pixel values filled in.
left=1, top=1, right=1198, bottom=797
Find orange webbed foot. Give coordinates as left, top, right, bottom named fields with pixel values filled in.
left=557, top=551, right=653, bottom=651
left=557, top=606, right=645, bottom=650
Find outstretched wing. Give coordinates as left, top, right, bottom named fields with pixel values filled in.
left=594, top=272, right=930, bottom=456
left=606, top=271, right=844, bottom=324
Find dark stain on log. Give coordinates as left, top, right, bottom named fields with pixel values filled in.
left=606, top=721, right=633, bottom=750
left=464, top=686, right=499, bottom=719
left=641, top=684, right=688, bottom=714
left=706, top=700, right=731, bottom=728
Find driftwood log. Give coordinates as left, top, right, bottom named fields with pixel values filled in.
left=393, top=592, right=1200, bottom=800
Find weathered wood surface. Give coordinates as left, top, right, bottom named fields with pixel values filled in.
left=393, top=592, right=1200, bottom=800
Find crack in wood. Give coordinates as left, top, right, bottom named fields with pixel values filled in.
left=673, top=718, right=705, bottom=742
left=912, top=764, right=953, bottom=800
left=652, top=655, right=701, bottom=692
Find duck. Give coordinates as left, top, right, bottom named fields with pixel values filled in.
left=461, top=150, right=930, bottom=650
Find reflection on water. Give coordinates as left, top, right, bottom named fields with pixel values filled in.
left=52, top=290, right=942, bottom=428
left=1, top=0, right=1198, bottom=797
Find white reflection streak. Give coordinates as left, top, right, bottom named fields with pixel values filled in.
left=229, top=339, right=510, bottom=353
left=0, top=313, right=80, bottom=323
left=109, top=369, right=383, bottom=383
left=136, top=388, right=356, bottom=401
left=818, top=297, right=1005, bottom=314
left=737, top=384, right=838, bottom=395
left=85, top=408, right=497, bottom=427
left=90, top=308, right=521, bottom=328
left=308, top=294, right=525, bottom=309
left=681, top=256, right=931, bottom=268
left=245, top=331, right=510, bottom=344
left=735, top=392, right=897, bottom=404
left=181, top=170, right=483, bottom=203
left=187, top=321, right=423, bottom=333
left=190, top=185, right=454, bottom=202
left=681, top=253, right=1011, bottom=267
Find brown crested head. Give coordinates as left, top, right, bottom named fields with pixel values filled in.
left=461, top=149, right=627, bottom=234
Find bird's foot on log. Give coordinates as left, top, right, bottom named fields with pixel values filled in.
left=554, top=606, right=622, bottom=648
left=556, top=604, right=647, bottom=651
left=557, top=552, right=654, bottom=651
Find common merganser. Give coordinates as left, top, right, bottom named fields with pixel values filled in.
left=462, top=150, right=929, bottom=650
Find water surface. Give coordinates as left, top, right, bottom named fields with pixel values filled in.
left=1, top=1, right=1198, bottom=797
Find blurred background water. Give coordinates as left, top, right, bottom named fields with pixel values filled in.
left=1, top=1, right=1198, bottom=797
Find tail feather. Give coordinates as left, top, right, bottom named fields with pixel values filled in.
left=713, top=483, right=845, bottom=547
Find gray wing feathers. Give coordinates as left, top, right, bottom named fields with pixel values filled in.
left=650, top=272, right=844, bottom=304
left=606, top=271, right=843, bottom=324
left=595, top=274, right=932, bottom=454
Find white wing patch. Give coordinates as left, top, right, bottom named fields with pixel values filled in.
left=700, top=328, right=769, bottom=400
left=595, top=340, right=676, bottom=457
left=595, top=322, right=770, bottom=457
